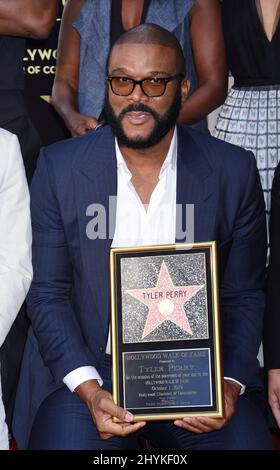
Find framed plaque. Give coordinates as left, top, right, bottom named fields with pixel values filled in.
left=110, top=242, right=224, bottom=421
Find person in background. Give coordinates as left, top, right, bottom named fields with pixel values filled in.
left=13, top=24, right=272, bottom=450
left=264, top=162, right=280, bottom=429
left=0, top=0, right=58, bottom=438
left=0, top=0, right=59, bottom=183
left=51, top=0, right=227, bottom=137
left=213, top=0, right=280, bottom=231
left=0, top=129, right=32, bottom=449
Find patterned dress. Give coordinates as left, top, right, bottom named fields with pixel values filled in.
left=214, top=0, right=280, bottom=224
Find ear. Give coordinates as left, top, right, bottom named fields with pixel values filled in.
left=181, top=78, right=190, bottom=104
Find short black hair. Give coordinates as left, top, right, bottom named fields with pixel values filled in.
left=108, top=23, right=186, bottom=75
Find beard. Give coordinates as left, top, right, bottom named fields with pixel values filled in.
left=104, top=85, right=182, bottom=149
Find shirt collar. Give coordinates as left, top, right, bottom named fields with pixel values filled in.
left=115, top=126, right=177, bottom=180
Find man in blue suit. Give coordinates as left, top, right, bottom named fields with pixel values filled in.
left=13, top=24, right=273, bottom=449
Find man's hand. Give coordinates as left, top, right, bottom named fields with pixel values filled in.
left=174, top=379, right=240, bottom=433
left=76, top=379, right=146, bottom=439
left=268, top=369, right=280, bottom=428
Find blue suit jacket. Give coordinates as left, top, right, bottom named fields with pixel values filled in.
left=13, top=125, right=266, bottom=448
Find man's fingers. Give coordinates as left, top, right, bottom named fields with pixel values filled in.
left=174, top=416, right=226, bottom=433
left=271, top=407, right=280, bottom=428
left=194, top=417, right=226, bottom=431
left=270, top=397, right=280, bottom=428
left=99, top=396, right=134, bottom=423
left=100, top=432, right=114, bottom=440
left=100, top=420, right=146, bottom=438
left=174, top=419, right=206, bottom=434
left=92, top=390, right=146, bottom=437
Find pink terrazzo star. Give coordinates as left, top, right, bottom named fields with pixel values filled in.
left=126, top=261, right=204, bottom=338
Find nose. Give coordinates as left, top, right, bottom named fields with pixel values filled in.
left=128, top=82, right=149, bottom=103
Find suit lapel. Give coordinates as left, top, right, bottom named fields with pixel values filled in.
left=175, top=126, right=217, bottom=243
left=74, top=127, right=117, bottom=335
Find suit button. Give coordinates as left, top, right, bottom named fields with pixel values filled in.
left=99, top=346, right=104, bottom=352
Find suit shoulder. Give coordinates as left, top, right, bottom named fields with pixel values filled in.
left=41, top=129, right=101, bottom=165
left=185, top=127, right=255, bottom=172
left=39, top=125, right=113, bottom=175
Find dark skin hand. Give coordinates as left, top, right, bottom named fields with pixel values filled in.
left=52, top=0, right=227, bottom=137
left=0, top=0, right=59, bottom=39
left=51, top=0, right=90, bottom=137
left=174, top=380, right=240, bottom=433
left=76, top=379, right=146, bottom=439
left=267, top=369, right=280, bottom=428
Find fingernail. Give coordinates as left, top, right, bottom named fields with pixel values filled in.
left=124, top=411, right=134, bottom=422
left=139, top=421, right=146, bottom=427
left=174, top=421, right=182, bottom=427
left=183, top=418, right=192, bottom=424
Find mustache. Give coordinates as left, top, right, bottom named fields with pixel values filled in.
left=118, top=104, right=159, bottom=121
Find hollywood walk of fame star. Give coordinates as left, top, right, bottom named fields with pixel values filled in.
left=126, top=261, right=204, bottom=339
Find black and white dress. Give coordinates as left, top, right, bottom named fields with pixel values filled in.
left=214, top=0, right=280, bottom=221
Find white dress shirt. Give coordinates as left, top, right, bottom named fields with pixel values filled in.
left=0, top=129, right=32, bottom=450
left=63, top=127, right=245, bottom=395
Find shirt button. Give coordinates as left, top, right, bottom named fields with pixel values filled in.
left=99, top=346, right=104, bottom=352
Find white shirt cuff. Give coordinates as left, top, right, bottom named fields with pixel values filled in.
left=224, top=376, right=246, bottom=395
left=63, top=366, right=103, bottom=392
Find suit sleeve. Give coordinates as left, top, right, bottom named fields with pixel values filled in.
left=220, top=151, right=267, bottom=386
left=0, top=132, right=32, bottom=347
left=27, top=149, right=94, bottom=385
